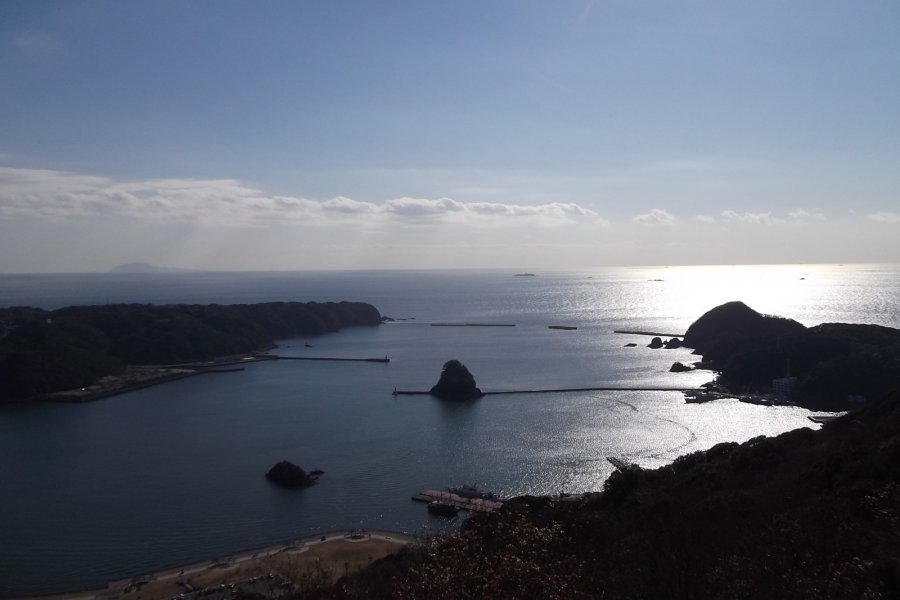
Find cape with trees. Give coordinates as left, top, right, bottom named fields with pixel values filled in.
left=0, top=301, right=381, bottom=402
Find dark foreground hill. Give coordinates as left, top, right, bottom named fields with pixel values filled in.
left=312, top=390, right=900, bottom=599
left=0, top=301, right=381, bottom=402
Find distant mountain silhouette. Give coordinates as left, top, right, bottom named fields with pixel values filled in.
left=109, top=262, right=199, bottom=273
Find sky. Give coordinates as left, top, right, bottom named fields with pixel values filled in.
left=1, top=0, right=898, bottom=272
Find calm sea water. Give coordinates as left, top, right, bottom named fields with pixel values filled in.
left=0, top=264, right=897, bottom=596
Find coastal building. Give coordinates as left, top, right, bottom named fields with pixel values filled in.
left=772, top=376, right=798, bottom=397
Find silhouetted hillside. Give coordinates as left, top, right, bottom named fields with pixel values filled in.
left=682, top=300, right=806, bottom=367
left=683, top=301, right=900, bottom=409
left=313, top=390, right=900, bottom=599
left=0, top=301, right=381, bottom=402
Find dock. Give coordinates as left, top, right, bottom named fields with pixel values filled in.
left=411, top=489, right=503, bottom=513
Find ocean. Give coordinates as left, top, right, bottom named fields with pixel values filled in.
left=0, top=264, right=897, bottom=596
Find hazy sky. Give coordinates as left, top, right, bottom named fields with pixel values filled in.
left=1, top=1, right=898, bottom=272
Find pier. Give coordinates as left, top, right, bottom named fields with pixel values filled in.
left=411, top=489, right=503, bottom=513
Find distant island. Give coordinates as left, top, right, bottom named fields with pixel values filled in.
left=108, top=262, right=200, bottom=274
left=682, top=301, right=900, bottom=410
left=0, top=301, right=381, bottom=403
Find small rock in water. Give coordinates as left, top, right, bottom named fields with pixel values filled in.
left=265, top=461, right=316, bottom=489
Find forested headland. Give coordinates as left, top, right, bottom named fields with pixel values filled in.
left=0, top=301, right=381, bottom=402
left=682, top=301, right=900, bottom=409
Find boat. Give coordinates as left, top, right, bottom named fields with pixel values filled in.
left=548, top=325, right=577, bottom=330
left=427, top=501, right=460, bottom=517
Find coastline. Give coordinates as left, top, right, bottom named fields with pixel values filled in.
left=36, top=345, right=390, bottom=405
left=9, top=530, right=417, bottom=600
left=39, top=348, right=281, bottom=404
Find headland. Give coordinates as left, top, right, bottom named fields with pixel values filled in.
left=0, top=301, right=382, bottom=403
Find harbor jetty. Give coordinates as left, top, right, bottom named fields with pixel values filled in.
left=431, top=322, right=516, bottom=327
left=607, top=457, right=640, bottom=472
left=808, top=415, right=843, bottom=424
left=266, top=355, right=390, bottom=363
left=614, top=329, right=685, bottom=337
left=393, top=386, right=701, bottom=396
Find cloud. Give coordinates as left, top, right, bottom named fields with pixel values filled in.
left=633, top=208, right=676, bottom=225
left=789, top=208, right=826, bottom=222
left=719, top=210, right=783, bottom=225
left=693, top=214, right=715, bottom=223
left=385, top=197, right=467, bottom=217
left=0, top=167, right=605, bottom=228
left=321, top=196, right=378, bottom=214
left=868, top=211, right=900, bottom=224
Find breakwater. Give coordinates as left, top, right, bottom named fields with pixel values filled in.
left=614, top=330, right=685, bottom=337
left=431, top=322, right=516, bottom=327
left=393, top=386, right=700, bottom=396
left=267, top=355, right=390, bottom=363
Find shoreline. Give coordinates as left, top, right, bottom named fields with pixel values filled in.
left=36, top=343, right=280, bottom=404
left=8, top=530, right=418, bottom=600
left=37, top=344, right=390, bottom=405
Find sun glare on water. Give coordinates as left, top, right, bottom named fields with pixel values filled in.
left=633, top=264, right=848, bottom=328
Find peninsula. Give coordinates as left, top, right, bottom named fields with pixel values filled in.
left=0, top=301, right=381, bottom=403
left=682, top=301, right=900, bottom=410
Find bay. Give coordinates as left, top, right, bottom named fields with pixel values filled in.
left=0, top=264, right=897, bottom=595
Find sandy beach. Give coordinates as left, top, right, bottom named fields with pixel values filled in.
left=13, top=531, right=416, bottom=600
